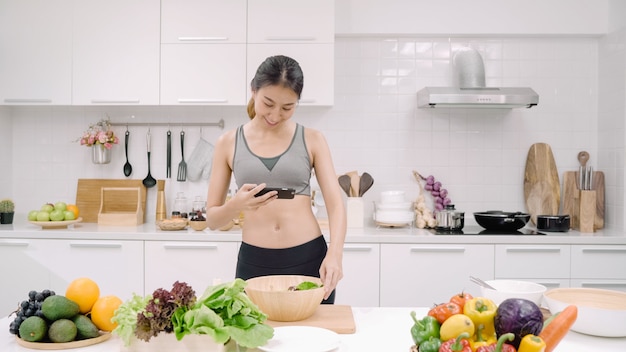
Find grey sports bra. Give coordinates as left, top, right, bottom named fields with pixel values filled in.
left=232, top=124, right=312, bottom=196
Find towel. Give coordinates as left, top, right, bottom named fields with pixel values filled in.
left=187, top=138, right=214, bottom=182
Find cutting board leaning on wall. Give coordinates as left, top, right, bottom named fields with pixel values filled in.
left=524, top=143, right=560, bottom=225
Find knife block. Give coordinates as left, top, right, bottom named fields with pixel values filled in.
left=562, top=171, right=605, bottom=231
left=574, top=190, right=596, bottom=232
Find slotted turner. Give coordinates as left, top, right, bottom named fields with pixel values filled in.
left=177, top=130, right=187, bottom=182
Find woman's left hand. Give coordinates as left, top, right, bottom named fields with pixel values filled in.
left=319, top=252, right=343, bottom=300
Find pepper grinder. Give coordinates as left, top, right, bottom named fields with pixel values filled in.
left=156, top=180, right=166, bottom=221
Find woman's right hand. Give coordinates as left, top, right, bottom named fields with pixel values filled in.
left=234, top=183, right=277, bottom=211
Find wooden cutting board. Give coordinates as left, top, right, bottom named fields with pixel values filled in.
left=562, top=171, right=605, bottom=230
left=76, top=179, right=148, bottom=223
left=524, top=143, right=560, bottom=225
left=266, top=305, right=356, bottom=334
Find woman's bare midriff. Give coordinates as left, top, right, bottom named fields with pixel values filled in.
left=240, top=195, right=322, bottom=248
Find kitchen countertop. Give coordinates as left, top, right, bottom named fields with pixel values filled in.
left=2, top=307, right=625, bottom=352
left=1, top=216, right=626, bottom=245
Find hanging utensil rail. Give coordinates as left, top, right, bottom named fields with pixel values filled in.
left=110, top=119, right=225, bottom=129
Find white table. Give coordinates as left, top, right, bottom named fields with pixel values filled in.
left=2, top=307, right=625, bottom=351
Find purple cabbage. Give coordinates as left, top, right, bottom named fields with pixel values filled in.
left=494, top=298, right=544, bottom=349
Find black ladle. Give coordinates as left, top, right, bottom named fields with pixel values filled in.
left=123, top=129, right=132, bottom=177
left=142, top=129, right=156, bottom=188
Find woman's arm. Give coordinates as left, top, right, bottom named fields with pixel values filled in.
left=308, top=128, right=346, bottom=299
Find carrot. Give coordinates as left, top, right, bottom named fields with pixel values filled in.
left=539, top=305, right=578, bottom=352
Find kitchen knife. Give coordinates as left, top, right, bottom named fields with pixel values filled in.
left=166, top=130, right=171, bottom=178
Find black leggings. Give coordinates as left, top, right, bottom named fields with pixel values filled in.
left=236, top=235, right=335, bottom=304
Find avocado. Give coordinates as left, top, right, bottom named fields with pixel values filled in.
left=18, top=316, right=48, bottom=342
left=72, top=314, right=100, bottom=339
left=48, top=319, right=77, bottom=343
left=42, top=295, right=80, bottom=321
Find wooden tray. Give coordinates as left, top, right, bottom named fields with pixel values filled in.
left=266, top=304, right=356, bottom=334
left=76, top=179, right=147, bottom=223
left=15, top=331, right=110, bottom=350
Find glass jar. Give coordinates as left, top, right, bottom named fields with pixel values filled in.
left=174, top=192, right=188, bottom=214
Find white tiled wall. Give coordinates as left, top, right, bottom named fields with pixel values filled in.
left=3, top=35, right=623, bottom=229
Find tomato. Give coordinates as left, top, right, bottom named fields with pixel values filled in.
left=449, top=291, right=473, bottom=308
left=428, top=302, right=463, bottom=324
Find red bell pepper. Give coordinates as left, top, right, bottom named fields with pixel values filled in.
left=439, top=332, right=471, bottom=352
left=476, top=333, right=517, bottom=352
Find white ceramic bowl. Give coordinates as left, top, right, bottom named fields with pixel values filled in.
left=380, top=191, right=405, bottom=204
left=543, top=287, right=626, bottom=337
left=480, top=279, right=547, bottom=306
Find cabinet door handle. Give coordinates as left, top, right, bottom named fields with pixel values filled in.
left=0, top=241, right=29, bottom=247
left=298, top=99, right=317, bottom=104
left=581, top=248, right=626, bottom=254
left=178, top=36, right=229, bottom=42
left=163, top=244, right=218, bottom=250
left=90, top=99, right=140, bottom=104
left=410, top=247, right=465, bottom=253
left=265, top=36, right=316, bottom=41
left=505, top=247, right=561, bottom=253
left=580, top=282, right=626, bottom=289
left=177, top=99, right=228, bottom=104
left=69, top=242, right=123, bottom=249
left=343, top=245, right=373, bottom=252
left=4, top=98, right=52, bottom=103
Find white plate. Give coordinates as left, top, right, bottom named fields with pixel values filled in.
left=259, top=326, right=340, bottom=352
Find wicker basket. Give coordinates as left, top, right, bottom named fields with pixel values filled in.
left=189, top=220, right=208, bottom=231
left=157, top=218, right=188, bottom=231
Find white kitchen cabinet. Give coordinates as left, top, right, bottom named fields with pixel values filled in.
left=0, top=239, right=52, bottom=316
left=570, top=245, right=626, bottom=292
left=247, top=44, right=334, bottom=106
left=380, top=244, right=494, bottom=307
left=160, top=44, right=247, bottom=105
left=247, top=0, right=334, bottom=44
left=161, top=0, right=246, bottom=44
left=0, top=0, right=72, bottom=105
left=46, top=239, right=144, bottom=300
left=144, top=241, right=239, bottom=295
left=335, top=243, right=380, bottom=307
left=72, top=0, right=160, bottom=105
left=0, top=238, right=144, bottom=316
left=246, top=0, right=335, bottom=106
left=494, top=244, right=571, bottom=279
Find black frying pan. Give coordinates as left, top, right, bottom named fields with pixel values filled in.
left=474, top=211, right=531, bottom=231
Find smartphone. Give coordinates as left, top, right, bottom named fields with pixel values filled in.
left=254, top=187, right=296, bottom=199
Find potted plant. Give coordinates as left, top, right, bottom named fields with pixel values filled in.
left=0, top=198, right=15, bottom=224
left=78, top=118, right=119, bottom=164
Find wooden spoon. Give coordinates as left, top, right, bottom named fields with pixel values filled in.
left=359, top=172, right=374, bottom=197
left=346, top=170, right=359, bottom=197
left=338, top=175, right=351, bottom=197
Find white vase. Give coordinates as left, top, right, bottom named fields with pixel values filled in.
left=91, top=144, right=111, bottom=164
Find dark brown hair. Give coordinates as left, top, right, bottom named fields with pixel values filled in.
left=247, top=55, right=304, bottom=119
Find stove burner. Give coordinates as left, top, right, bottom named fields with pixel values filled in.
left=431, top=226, right=546, bottom=236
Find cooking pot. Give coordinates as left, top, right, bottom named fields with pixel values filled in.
left=436, top=204, right=464, bottom=231
left=537, top=215, right=570, bottom=232
left=474, top=211, right=530, bottom=231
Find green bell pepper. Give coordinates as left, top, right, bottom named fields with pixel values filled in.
left=418, top=336, right=441, bottom=352
left=410, top=311, right=441, bottom=346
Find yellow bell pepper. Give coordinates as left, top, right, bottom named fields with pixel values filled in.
left=469, top=325, right=496, bottom=352
left=518, top=334, right=546, bottom=352
left=463, top=297, right=497, bottom=339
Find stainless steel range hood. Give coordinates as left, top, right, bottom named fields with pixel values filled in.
left=417, top=48, right=539, bottom=109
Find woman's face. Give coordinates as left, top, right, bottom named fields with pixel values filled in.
left=252, top=84, right=299, bottom=127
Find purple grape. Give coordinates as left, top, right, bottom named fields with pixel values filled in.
left=440, top=189, right=448, bottom=198
left=443, top=197, right=452, bottom=205
left=426, top=175, right=435, bottom=184
left=431, top=191, right=440, bottom=197
left=424, top=184, right=433, bottom=191
left=433, top=181, right=441, bottom=191
left=435, top=203, right=444, bottom=211
left=435, top=197, right=443, bottom=204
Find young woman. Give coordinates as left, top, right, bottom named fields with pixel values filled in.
left=205, top=55, right=346, bottom=303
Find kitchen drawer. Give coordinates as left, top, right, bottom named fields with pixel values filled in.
left=380, top=244, right=494, bottom=307
left=144, top=241, right=239, bottom=295
left=495, top=244, right=570, bottom=279
left=570, top=279, right=626, bottom=292
left=335, top=243, right=380, bottom=307
left=571, top=245, right=626, bottom=279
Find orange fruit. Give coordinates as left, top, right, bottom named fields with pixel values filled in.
left=90, top=295, right=122, bottom=332
left=66, top=204, right=80, bottom=218
left=65, top=277, right=100, bottom=314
